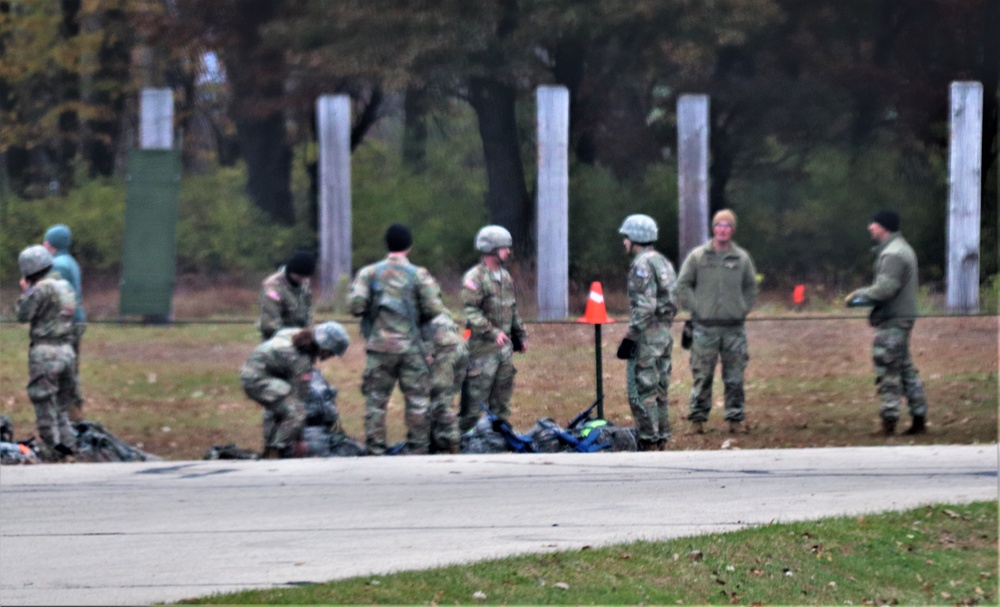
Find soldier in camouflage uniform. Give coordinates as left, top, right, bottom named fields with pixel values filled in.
left=459, top=225, right=528, bottom=433
left=15, top=245, right=79, bottom=461
left=423, top=311, right=468, bottom=453
left=257, top=249, right=316, bottom=341
left=240, top=322, right=350, bottom=458
left=844, top=209, right=928, bottom=436
left=43, top=224, right=87, bottom=421
left=617, top=215, right=678, bottom=451
left=348, top=224, right=448, bottom=455
left=677, top=209, right=757, bottom=434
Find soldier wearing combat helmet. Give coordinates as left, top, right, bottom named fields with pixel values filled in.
left=240, top=321, right=350, bottom=458
left=15, top=244, right=79, bottom=461
left=458, top=225, right=528, bottom=432
left=617, top=214, right=677, bottom=451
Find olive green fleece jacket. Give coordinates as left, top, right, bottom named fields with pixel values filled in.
left=677, top=240, right=757, bottom=324
left=855, top=233, right=919, bottom=328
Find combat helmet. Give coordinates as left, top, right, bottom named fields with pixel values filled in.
left=18, top=245, right=54, bottom=277
left=618, top=214, right=658, bottom=244
left=475, top=225, right=513, bottom=253
left=314, top=321, right=350, bottom=356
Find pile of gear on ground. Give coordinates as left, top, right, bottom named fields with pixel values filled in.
left=3, top=372, right=637, bottom=465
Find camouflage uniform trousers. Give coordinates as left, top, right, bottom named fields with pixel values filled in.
left=259, top=397, right=307, bottom=453
left=459, top=343, right=516, bottom=433
left=872, top=325, right=927, bottom=421
left=67, top=322, right=86, bottom=420
left=362, top=351, right=432, bottom=455
left=687, top=325, right=749, bottom=423
left=428, top=343, right=468, bottom=453
left=626, top=323, right=673, bottom=443
left=26, top=344, right=77, bottom=454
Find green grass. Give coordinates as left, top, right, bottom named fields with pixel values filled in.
left=179, top=501, right=998, bottom=605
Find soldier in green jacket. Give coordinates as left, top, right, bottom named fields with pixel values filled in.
left=677, top=209, right=757, bottom=434
left=240, top=322, right=350, bottom=458
left=15, top=245, right=79, bottom=461
left=257, top=249, right=316, bottom=341
left=617, top=214, right=678, bottom=451
left=458, top=225, right=528, bottom=433
left=348, top=224, right=449, bottom=455
left=844, top=209, right=928, bottom=436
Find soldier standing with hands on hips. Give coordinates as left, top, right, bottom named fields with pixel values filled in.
left=616, top=214, right=678, bottom=452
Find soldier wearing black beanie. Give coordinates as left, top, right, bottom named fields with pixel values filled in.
left=385, top=224, right=413, bottom=252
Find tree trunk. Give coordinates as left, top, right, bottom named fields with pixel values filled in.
left=82, top=5, right=129, bottom=178
left=403, top=86, right=428, bottom=174
left=467, top=76, right=532, bottom=256
left=237, top=112, right=294, bottom=225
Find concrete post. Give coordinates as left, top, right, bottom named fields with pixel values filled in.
left=536, top=85, right=570, bottom=321
left=677, top=94, right=710, bottom=262
left=947, top=81, right=983, bottom=313
left=317, top=95, right=353, bottom=302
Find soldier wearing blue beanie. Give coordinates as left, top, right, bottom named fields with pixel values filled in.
left=43, top=224, right=87, bottom=420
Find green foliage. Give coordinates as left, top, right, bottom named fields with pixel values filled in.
left=730, top=144, right=947, bottom=290
left=981, top=274, right=999, bottom=314
left=1, top=167, right=313, bottom=284
left=351, top=119, right=488, bottom=274
left=0, top=180, right=126, bottom=283
left=568, top=163, right=679, bottom=285
left=174, top=166, right=314, bottom=275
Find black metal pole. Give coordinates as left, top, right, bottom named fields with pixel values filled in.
left=595, top=324, right=604, bottom=419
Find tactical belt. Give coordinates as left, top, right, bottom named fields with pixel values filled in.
left=694, top=319, right=744, bottom=328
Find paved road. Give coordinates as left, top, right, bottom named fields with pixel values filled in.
left=1, top=444, right=996, bottom=606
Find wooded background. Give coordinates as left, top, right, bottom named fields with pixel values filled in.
left=1, top=0, right=996, bottom=298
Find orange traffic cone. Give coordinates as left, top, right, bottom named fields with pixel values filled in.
left=577, top=282, right=614, bottom=324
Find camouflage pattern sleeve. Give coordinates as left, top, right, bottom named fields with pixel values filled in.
left=258, top=285, right=285, bottom=339
left=347, top=265, right=375, bottom=317
left=509, top=292, right=527, bottom=341
left=627, top=256, right=658, bottom=334
left=15, top=286, right=42, bottom=323
left=461, top=266, right=496, bottom=340
left=416, top=267, right=448, bottom=322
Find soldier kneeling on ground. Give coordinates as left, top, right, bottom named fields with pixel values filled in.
left=240, top=322, right=350, bottom=459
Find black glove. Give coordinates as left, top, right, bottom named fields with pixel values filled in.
left=510, top=332, right=525, bottom=352
left=616, top=337, right=637, bottom=360
left=681, top=320, right=694, bottom=350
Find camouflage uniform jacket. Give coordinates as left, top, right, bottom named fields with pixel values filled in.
left=677, top=240, right=757, bottom=324
left=258, top=267, right=313, bottom=340
left=627, top=249, right=678, bottom=335
left=461, top=262, right=527, bottom=351
left=856, top=233, right=919, bottom=329
left=239, top=328, right=314, bottom=405
left=348, top=255, right=447, bottom=354
left=16, top=270, right=76, bottom=345
left=422, top=312, right=465, bottom=352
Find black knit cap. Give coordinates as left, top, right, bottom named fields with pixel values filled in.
left=286, top=249, right=317, bottom=276
left=385, top=223, right=413, bottom=252
left=871, top=209, right=900, bottom=232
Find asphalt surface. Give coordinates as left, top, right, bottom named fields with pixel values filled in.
left=1, top=444, right=997, bottom=606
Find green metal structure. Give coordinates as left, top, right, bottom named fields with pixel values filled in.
left=119, top=149, right=181, bottom=320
